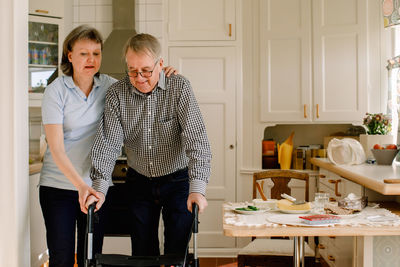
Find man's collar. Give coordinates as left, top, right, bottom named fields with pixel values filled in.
left=126, top=70, right=166, bottom=95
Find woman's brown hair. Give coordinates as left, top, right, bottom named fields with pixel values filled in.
left=60, top=25, right=103, bottom=76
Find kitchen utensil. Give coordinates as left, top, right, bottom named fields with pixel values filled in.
left=281, top=193, right=305, bottom=205
left=314, top=192, right=329, bottom=214
left=371, top=148, right=398, bottom=165
left=277, top=132, right=294, bottom=170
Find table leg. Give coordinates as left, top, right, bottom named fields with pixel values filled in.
left=300, top=236, right=305, bottom=266
left=293, top=236, right=305, bottom=267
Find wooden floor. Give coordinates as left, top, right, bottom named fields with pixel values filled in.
left=199, top=257, right=237, bottom=267
left=198, top=257, right=326, bottom=267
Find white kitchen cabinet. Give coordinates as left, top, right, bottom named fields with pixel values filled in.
left=168, top=0, right=235, bottom=41
left=29, top=0, right=64, bottom=18
left=28, top=15, right=63, bottom=107
left=168, top=46, right=237, bottom=248
left=260, top=0, right=368, bottom=123
left=317, top=168, right=361, bottom=267
left=29, top=173, right=48, bottom=267
left=166, top=0, right=241, bottom=252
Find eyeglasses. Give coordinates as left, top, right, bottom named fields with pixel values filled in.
left=126, top=59, right=159, bottom=78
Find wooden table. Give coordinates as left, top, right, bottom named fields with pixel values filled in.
left=223, top=205, right=400, bottom=267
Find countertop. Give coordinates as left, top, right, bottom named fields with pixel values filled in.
left=311, top=158, right=400, bottom=195
left=29, top=162, right=42, bottom=175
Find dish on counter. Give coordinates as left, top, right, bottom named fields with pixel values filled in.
left=234, top=205, right=269, bottom=215
left=278, top=208, right=311, bottom=214
left=277, top=199, right=311, bottom=214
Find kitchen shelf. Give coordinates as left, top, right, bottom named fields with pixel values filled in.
left=29, top=40, right=57, bottom=46
left=29, top=64, right=58, bottom=68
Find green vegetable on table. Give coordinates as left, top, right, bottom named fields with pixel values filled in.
left=236, top=205, right=259, bottom=211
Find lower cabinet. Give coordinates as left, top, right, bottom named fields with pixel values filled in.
left=29, top=173, right=48, bottom=266
left=317, top=168, right=361, bottom=266
left=318, top=236, right=353, bottom=267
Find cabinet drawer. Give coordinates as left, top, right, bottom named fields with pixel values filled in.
left=319, top=183, right=339, bottom=202
left=29, top=0, right=64, bottom=18
left=319, top=171, right=344, bottom=198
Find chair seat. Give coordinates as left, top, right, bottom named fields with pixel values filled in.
left=238, top=239, right=315, bottom=257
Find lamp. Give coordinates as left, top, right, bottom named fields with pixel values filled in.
left=383, top=0, right=400, bottom=27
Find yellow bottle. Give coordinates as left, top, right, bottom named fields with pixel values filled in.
left=277, top=132, right=294, bottom=170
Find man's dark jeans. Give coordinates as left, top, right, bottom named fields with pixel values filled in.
left=125, top=167, right=193, bottom=257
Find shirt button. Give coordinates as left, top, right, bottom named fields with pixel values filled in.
left=149, top=162, right=153, bottom=165
left=148, top=129, right=151, bottom=132
left=148, top=112, right=151, bottom=115
left=149, top=146, right=152, bottom=149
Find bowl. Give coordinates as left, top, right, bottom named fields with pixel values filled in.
left=252, top=199, right=277, bottom=210
left=371, top=149, right=399, bottom=165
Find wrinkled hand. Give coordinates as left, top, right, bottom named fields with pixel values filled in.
left=77, top=183, right=100, bottom=214
left=85, top=191, right=105, bottom=213
left=163, top=66, right=178, bottom=77
left=187, top=192, right=208, bottom=214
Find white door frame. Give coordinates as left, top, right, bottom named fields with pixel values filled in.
left=0, top=0, right=30, bottom=266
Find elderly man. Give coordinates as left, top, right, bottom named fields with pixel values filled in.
left=88, top=33, right=212, bottom=257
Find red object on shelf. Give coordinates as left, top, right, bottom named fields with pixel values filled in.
left=262, top=140, right=275, bottom=156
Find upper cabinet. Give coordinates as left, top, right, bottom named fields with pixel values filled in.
left=260, top=0, right=369, bottom=123
left=168, top=0, right=236, bottom=41
left=29, top=0, right=64, bottom=18
left=28, top=15, right=63, bottom=107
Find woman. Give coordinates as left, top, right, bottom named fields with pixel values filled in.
left=39, top=25, right=177, bottom=267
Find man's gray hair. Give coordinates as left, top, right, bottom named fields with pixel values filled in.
left=123, top=33, right=161, bottom=60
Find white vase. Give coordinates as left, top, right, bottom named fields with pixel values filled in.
left=359, top=134, right=394, bottom=159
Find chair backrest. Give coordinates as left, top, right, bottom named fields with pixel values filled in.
left=252, top=170, right=309, bottom=201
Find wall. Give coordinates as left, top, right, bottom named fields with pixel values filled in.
left=72, top=0, right=113, bottom=40
left=0, top=0, right=30, bottom=266
left=72, top=0, right=163, bottom=42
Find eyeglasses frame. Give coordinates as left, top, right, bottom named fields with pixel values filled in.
left=126, top=59, right=160, bottom=78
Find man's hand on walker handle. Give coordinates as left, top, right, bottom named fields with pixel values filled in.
left=187, top=192, right=208, bottom=213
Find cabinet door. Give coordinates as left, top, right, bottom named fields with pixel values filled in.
left=168, top=0, right=235, bottom=40
left=169, top=46, right=236, bottom=248
left=28, top=15, right=63, bottom=107
left=259, top=0, right=312, bottom=122
left=312, top=0, right=367, bottom=122
left=29, top=0, right=64, bottom=18
left=30, top=173, right=48, bottom=266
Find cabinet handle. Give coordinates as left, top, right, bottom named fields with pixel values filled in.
left=304, top=104, right=307, bottom=118
left=328, top=179, right=342, bottom=197
left=329, top=236, right=336, bottom=239
left=35, top=9, right=49, bottom=14
left=229, top=24, right=232, bottom=37
left=319, top=174, right=326, bottom=178
left=328, top=255, right=335, bottom=262
left=317, top=244, right=325, bottom=249
left=329, top=197, right=336, bottom=202
left=316, top=104, right=320, bottom=118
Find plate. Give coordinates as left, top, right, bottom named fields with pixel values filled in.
left=337, top=213, right=360, bottom=219
left=234, top=208, right=269, bottom=215
left=278, top=208, right=311, bottom=214
left=267, top=214, right=338, bottom=227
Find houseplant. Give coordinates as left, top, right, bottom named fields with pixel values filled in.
left=360, top=113, right=394, bottom=159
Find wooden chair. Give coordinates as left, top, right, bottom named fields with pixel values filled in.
left=237, top=170, right=315, bottom=267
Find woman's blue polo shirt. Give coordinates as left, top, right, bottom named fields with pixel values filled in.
left=39, top=74, right=117, bottom=191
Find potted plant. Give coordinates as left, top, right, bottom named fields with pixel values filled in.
left=359, top=113, right=393, bottom=159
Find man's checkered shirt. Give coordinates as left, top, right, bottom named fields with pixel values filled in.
left=90, top=72, right=212, bottom=196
